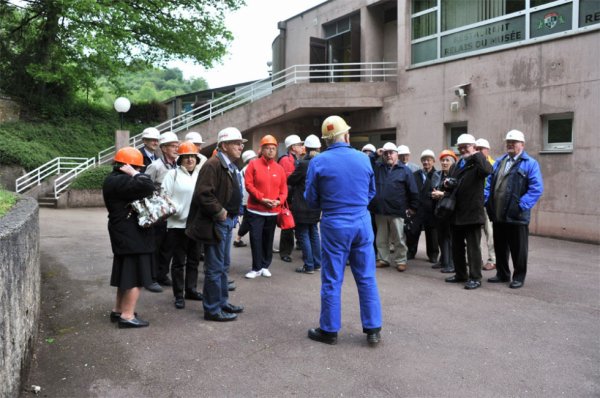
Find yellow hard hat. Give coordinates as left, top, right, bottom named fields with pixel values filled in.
left=321, top=115, right=351, bottom=139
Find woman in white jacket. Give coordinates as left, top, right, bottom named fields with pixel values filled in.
left=161, top=141, right=203, bottom=309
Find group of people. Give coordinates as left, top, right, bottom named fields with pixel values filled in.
left=102, top=115, right=543, bottom=347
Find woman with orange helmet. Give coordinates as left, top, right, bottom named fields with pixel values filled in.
left=431, top=149, right=458, bottom=274
left=160, top=141, right=204, bottom=309
left=102, top=147, right=155, bottom=328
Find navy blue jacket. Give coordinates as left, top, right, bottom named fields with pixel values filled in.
left=370, top=161, right=419, bottom=218
left=484, top=151, right=543, bottom=225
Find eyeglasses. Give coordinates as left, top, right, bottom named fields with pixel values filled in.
left=226, top=141, right=244, bottom=148
left=179, top=154, right=196, bottom=160
left=383, top=151, right=396, bottom=156
left=165, top=144, right=179, bottom=149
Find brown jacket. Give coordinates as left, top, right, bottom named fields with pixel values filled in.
left=185, top=152, right=235, bottom=244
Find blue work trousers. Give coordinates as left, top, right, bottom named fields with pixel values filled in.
left=203, top=217, right=234, bottom=315
left=295, top=223, right=322, bottom=271
left=319, top=212, right=382, bottom=333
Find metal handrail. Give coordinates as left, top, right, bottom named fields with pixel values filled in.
left=15, top=157, right=93, bottom=194
left=53, top=157, right=96, bottom=198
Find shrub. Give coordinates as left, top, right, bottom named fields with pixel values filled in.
left=69, top=165, right=113, bottom=190
left=0, top=188, right=17, bottom=217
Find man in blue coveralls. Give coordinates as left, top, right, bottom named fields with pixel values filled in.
left=304, top=115, right=383, bottom=346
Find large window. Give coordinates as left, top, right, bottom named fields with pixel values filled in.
left=411, top=0, right=600, bottom=65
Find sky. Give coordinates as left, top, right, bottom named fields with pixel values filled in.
left=169, top=0, right=327, bottom=89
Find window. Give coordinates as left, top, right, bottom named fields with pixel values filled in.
left=446, top=123, right=468, bottom=152
left=324, top=16, right=352, bottom=39
left=543, top=113, right=573, bottom=152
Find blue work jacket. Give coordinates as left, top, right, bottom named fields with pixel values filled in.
left=305, top=143, right=375, bottom=217
left=484, top=151, right=544, bottom=225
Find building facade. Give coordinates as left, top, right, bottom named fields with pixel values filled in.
left=185, top=0, right=600, bottom=243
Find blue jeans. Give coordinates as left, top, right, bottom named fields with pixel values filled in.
left=295, top=223, right=322, bottom=271
left=203, top=217, right=234, bottom=315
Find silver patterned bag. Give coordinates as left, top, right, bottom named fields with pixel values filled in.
left=129, top=191, right=177, bottom=228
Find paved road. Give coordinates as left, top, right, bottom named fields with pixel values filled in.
left=21, top=208, right=599, bottom=397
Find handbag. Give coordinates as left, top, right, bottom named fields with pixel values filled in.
left=434, top=177, right=462, bottom=221
left=128, top=191, right=177, bottom=228
left=277, top=201, right=295, bottom=230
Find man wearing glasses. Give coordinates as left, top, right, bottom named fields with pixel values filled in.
left=371, top=142, right=419, bottom=272
left=444, top=134, right=493, bottom=290
left=186, top=127, right=245, bottom=322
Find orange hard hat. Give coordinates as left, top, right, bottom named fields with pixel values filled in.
left=439, top=149, right=458, bottom=161
left=114, top=147, right=144, bottom=167
left=177, top=140, right=199, bottom=156
left=260, top=134, right=278, bottom=147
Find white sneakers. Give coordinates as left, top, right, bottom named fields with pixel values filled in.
left=244, top=268, right=272, bottom=279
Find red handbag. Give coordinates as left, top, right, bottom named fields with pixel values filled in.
left=277, top=201, right=295, bottom=230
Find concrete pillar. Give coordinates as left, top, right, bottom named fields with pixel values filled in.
left=115, top=130, right=130, bottom=150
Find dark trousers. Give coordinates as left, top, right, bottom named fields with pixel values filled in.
left=452, top=224, right=482, bottom=281
left=279, top=227, right=295, bottom=257
left=436, top=221, right=454, bottom=269
left=247, top=212, right=277, bottom=271
left=237, top=207, right=250, bottom=238
left=152, top=220, right=170, bottom=282
left=166, top=228, right=200, bottom=298
left=493, top=222, right=529, bottom=282
left=407, top=225, right=439, bottom=262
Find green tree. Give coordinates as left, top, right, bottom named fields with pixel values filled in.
left=0, top=0, right=243, bottom=107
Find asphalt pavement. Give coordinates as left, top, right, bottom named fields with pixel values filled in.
left=21, top=207, right=600, bottom=397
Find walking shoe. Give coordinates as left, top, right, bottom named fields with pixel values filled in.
left=396, top=263, right=407, bottom=272
left=245, top=270, right=261, bottom=279
left=281, top=256, right=292, bottom=263
left=295, top=266, right=314, bottom=274
left=233, top=240, right=247, bottom=247
left=367, top=331, right=381, bottom=346
left=260, top=268, right=272, bottom=277
left=222, top=303, right=244, bottom=314
left=174, top=297, right=185, bottom=309
left=110, top=311, right=137, bottom=323
left=273, top=247, right=280, bottom=253
left=308, top=328, right=338, bottom=345
left=376, top=260, right=389, bottom=268
left=440, top=267, right=455, bottom=273
left=431, top=262, right=442, bottom=269
left=483, top=262, right=496, bottom=271
left=184, top=290, right=203, bottom=301
left=145, top=282, right=163, bottom=293
left=204, top=311, right=237, bottom=322
left=464, top=280, right=482, bottom=290
left=118, top=317, right=149, bottom=328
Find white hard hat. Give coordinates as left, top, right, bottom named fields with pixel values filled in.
left=420, top=149, right=436, bottom=159
left=456, top=134, right=476, bottom=145
left=397, top=145, right=411, bottom=155
left=475, top=138, right=490, bottom=149
left=185, top=131, right=204, bottom=144
left=304, top=134, right=321, bottom=149
left=284, top=134, right=303, bottom=148
left=159, top=131, right=179, bottom=145
left=321, top=115, right=351, bottom=139
left=382, top=142, right=398, bottom=152
left=217, top=127, right=247, bottom=144
left=141, top=127, right=160, bottom=140
left=242, top=150, right=257, bottom=163
left=362, top=144, right=376, bottom=153
left=505, top=129, right=525, bottom=142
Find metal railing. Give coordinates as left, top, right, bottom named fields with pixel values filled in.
left=15, top=157, right=94, bottom=195
left=16, top=62, right=397, bottom=198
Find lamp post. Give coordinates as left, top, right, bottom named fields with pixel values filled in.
left=113, top=97, right=131, bottom=151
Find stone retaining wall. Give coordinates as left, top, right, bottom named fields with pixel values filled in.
left=67, top=189, right=104, bottom=208
left=0, top=196, right=40, bottom=398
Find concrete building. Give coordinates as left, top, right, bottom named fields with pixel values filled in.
left=176, top=0, right=600, bottom=243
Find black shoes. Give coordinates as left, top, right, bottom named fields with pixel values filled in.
left=440, top=267, right=455, bottom=274
left=118, top=317, right=149, bottom=328
left=509, top=280, right=524, bottom=289
left=488, top=276, right=510, bottom=283
left=295, top=266, right=315, bottom=274
left=464, top=280, right=481, bottom=290
left=233, top=240, right=247, bottom=247
left=145, top=282, right=163, bottom=293
left=445, top=275, right=467, bottom=283
left=157, top=277, right=172, bottom=286
left=174, top=297, right=185, bottom=309
left=281, top=256, right=292, bottom=263
left=367, top=332, right=381, bottom=346
left=184, top=290, right=204, bottom=301
left=431, top=262, right=442, bottom=269
left=308, top=328, right=338, bottom=345
left=222, top=303, right=244, bottom=314
left=204, top=310, right=237, bottom=322
left=110, top=311, right=137, bottom=323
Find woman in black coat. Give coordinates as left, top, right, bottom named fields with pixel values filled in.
left=288, top=135, right=322, bottom=274
left=103, top=147, right=155, bottom=328
left=431, top=150, right=457, bottom=273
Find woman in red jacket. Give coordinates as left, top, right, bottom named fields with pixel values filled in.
left=244, top=135, right=288, bottom=279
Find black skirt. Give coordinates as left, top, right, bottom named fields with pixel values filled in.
left=110, top=253, right=154, bottom=289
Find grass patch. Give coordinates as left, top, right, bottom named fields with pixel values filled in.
left=69, top=165, right=113, bottom=190
left=0, top=189, right=17, bottom=217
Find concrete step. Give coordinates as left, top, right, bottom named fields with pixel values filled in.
left=37, top=196, right=58, bottom=208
